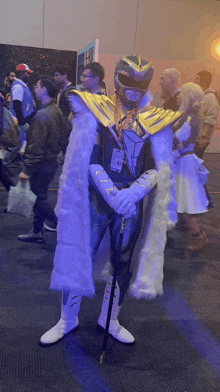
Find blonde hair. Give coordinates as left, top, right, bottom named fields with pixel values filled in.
left=178, top=82, right=204, bottom=112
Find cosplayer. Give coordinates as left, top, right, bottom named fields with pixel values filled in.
left=173, top=82, right=209, bottom=251
left=40, top=55, right=183, bottom=347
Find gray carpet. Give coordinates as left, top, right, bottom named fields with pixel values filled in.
left=0, top=153, right=220, bottom=392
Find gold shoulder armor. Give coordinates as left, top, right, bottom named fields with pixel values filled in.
left=139, top=106, right=183, bottom=135
left=70, top=90, right=116, bottom=127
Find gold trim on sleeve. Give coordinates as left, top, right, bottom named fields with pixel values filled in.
left=105, top=186, right=115, bottom=196
left=95, top=169, right=105, bottom=178
left=99, top=178, right=110, bottom=187
left=136, top=181, right=148, bottom=192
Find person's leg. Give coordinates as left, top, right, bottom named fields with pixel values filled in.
left=18, top=162, right=58, bottom=243
left=31, top=163, right=58, bottom=234
left=40, top=188, right=109, bottom=346
left=183, top=213, right=200, bottom=234
left=184, top=212, right=208, bottom=251
left=40, top=292, right=81, bottom=346
left=0, top=159, right=14, bottom=191
left=98, top=202, right=143, bottom=344
left=204, top=184, right=216, bottom=208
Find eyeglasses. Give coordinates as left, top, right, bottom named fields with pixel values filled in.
left=80, top=74, right=95, bottom=80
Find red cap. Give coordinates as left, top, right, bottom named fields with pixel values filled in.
left=16, top=64, right=34, bottom=73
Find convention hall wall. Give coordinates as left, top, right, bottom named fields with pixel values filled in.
left=0, top=0, right=219, bottom=60
left=0, top=0, right=220, bottom=151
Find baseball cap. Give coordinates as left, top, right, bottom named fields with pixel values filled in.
left=16, top=64, right=34, bottom=73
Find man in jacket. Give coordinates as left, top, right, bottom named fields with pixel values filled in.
left=18, top=76, right=64, bottom=243
left=160, top=68, right=180, bottom=111
left=194, top=70, right=219, bottom=159
left=3, top=64, right=35, bottom=166
left=194, top=70, right=219, bottom=208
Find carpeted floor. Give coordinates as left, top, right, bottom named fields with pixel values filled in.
left=0, top=153, right=220, bottom=392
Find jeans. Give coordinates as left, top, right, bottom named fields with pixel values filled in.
left=30, top=161, right=58, bottom=233
left=0, top=159, right=14, bottom=191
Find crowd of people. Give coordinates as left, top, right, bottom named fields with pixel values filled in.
left=0, top=56, right=219, bottom=349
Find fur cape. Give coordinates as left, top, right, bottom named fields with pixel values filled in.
left=50, top=93, right=174, bottom=299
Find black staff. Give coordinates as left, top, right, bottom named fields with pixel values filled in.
left=100, top=217, right=126, bottom=364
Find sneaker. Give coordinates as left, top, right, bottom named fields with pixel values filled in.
left=18, top=229, right=44, bottom=243
left=43, top=220, right=57, bottom=232
left=188, top=231, right=208, bottom=252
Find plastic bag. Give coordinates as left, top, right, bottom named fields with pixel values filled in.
left=7, top=180, right=37, bottom=218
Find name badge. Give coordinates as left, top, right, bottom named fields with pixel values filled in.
left=110, top=148, right=124, bottom=173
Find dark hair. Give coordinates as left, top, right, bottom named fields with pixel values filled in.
left=15, top=70, right=25, bottom=78
left=6, top=71, right=15, bottom=77
left=83, top=62, right=105, bottom=83
left=196, top=70, right=212, bottom=87
left=54, top=66, right=71, bottom=79
left=39, top=76, right=60, bottom=98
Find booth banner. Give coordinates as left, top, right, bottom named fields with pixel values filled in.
left=76, top=39, right=99, bottom=90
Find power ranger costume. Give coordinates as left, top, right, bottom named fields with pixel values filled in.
left=40, top=55, right=183, bottom=346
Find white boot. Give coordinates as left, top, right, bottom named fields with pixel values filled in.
left=97, top=275, right=135, bottom=344
left=40, top=292, right=81, bottom=346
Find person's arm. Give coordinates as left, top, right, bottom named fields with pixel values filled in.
left=199, top=94, right=219, bottom=148
left=12, top=84, right=35, bottom=125
left=13, top=100, right=35, bottom=125
left=198, top=123, right=214, bottom=150
left=20, top=113, right=48, bottom=176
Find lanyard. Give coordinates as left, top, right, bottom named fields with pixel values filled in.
left=114, top=95, right=137, bottom=147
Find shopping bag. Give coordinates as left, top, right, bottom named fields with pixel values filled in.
left=7, top=180, right=37, bottom=218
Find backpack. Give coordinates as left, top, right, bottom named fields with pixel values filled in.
left=0, top=97, right=20, bottom=149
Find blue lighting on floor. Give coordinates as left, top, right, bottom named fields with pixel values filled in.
left=160, top=283, right=220, bottom=378
left=64, top=338, right=114, bottom=392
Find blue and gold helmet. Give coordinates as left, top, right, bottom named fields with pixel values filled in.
left=115, top=55, right=154, bottom=103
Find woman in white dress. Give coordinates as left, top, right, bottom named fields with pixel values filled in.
left=173, top=82, right=209, bottom=251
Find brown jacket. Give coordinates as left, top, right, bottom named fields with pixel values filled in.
left=21, top=101, right=64, bottom=175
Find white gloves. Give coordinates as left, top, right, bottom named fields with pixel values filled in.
left=89, top=164, right=158, bottom=219
left=111, top=169, right=158, bottom=218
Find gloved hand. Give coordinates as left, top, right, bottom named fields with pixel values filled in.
left=111, top=188, right=137, bottom=218
left=111, top=169, right=158, bottom=218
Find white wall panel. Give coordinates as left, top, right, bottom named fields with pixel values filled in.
left=0, top=0, right=220, bottom=62
left=43, top=0, right=139, bottom=54
left=0, top=0, right=44, bottom=48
